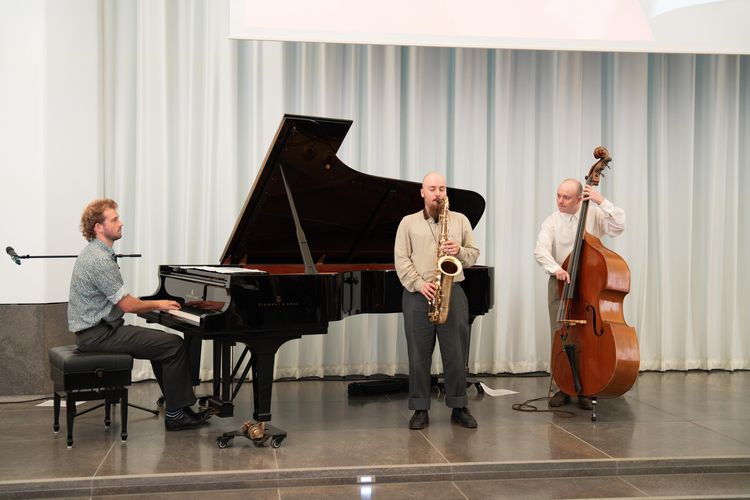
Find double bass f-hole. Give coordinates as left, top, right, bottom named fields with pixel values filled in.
left=585, top=304, right=605, bottom=337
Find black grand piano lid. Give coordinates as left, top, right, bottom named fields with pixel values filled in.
left=220, top=114, right=487, bottom=265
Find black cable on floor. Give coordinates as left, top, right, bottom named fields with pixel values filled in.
left=511, top=349, right=575, bottom=417
left=511, top=396, right=576, bottom=417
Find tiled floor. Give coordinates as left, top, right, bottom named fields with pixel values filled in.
left=1, top=371, right=749, bottom=498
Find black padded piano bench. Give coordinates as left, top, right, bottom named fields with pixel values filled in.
left=48, top=345, right=132, bottom=448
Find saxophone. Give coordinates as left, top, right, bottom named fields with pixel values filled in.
left=427, top=197, right=463, bottom=324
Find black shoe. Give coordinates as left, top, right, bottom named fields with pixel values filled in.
left=184, top=406, right=212, bottom=423
left=409, top=410, right=429, bottom=430
left=165, top=409, right=210, bottom=431
left=451, top=407, right=477, bottom=428
left=549, top=390, right=571, bottom=407
left=578, top=396, right=593, bottom=411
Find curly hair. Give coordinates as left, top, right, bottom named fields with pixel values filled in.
left=80, top=199, right=118, bottom=241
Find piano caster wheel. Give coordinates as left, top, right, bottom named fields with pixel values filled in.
left=121, top=432, right=128, bottom=442
left=157, top=396, right=165, bottom=408
left=271, top=436, right=285, bottom=448
left=104, top=419, right=111, bottom=428
left=53, top=424, right=60, bottom=433
left=217, top=436, right=233, bottom=449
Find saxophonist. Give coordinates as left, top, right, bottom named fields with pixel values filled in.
left=394, top=172, right=481, bottom=430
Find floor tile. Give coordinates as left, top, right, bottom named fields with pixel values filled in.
left=556, top=420, right=750, bottom=459
left=455, top=476, right=646, bottom=499
left=622, top=471, right=750, bottom=497
left=278, top=481, right=465, bottom=499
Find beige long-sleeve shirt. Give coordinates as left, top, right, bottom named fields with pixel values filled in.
left=534, top=199, right=626, bottom=275
left=394, top=209, right=480, bottom=293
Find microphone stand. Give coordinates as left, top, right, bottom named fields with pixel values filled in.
left=6, top=246, right=140, bottom=265
left=16, top=254, right=142, bottom=260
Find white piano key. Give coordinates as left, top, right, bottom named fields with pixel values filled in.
left=164, top=309, right=200, bottom=325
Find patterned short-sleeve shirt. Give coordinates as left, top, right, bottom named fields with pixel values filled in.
left=67, top=239, right=128, bottom=332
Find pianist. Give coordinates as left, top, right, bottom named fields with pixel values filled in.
left=67, top=198, right=211, bottom=431
left=394, top=172, right=480, bottom=430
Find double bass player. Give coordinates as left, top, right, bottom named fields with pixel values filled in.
left=534, top=178, right=626, bottom=409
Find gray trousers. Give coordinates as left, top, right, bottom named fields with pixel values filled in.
left=402, top=285, right=470, bottom=410
left=75, top=318, right=195, bottom=411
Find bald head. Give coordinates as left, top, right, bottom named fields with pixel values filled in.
left=422, top=172, right=445, bottom=189
left=421, top=172, right=447, bottom=217
left=560, top=178, right=582, bottom=196
left=557, top=178, right=583, bottom=214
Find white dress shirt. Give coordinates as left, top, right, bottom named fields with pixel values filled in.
left=534, top=199, right=626, bottom=275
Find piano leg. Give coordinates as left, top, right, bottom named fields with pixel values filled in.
left=215, top=336, right=295, bottom=449
left=201, top=340, right=235, bottom=417
left=220, top=341, right=233, bottom=412
left=250, top=345, right=277, bottom=423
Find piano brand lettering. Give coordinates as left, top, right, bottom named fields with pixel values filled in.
left=258, top=296, right=299, bottom=307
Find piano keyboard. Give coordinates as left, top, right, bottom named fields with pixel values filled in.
left=164, top=309, right=200, bottom=325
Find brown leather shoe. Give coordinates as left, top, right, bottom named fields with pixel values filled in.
left=549, top=390, right=571, bottom=407
left=409, top=410, right=429, bottom=430
left=578, top=396, right=593, bottom=410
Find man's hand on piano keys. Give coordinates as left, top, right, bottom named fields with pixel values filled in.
left=157, top=300, right=181, bottom=311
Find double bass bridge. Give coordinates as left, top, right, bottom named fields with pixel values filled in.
left=559, top=319, right=587, bottom=325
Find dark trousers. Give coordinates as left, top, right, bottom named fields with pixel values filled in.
left=75, top=318, right=195, bottom=411
left=402, top=285, right=470, bottom=410
left=548, top=275, right=560, bottom=337
left=549, top=275, right=570, bottom=395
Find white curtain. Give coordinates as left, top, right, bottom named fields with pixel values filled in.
left=102, top=1, right=750, bottom=380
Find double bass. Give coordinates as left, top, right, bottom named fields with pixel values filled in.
left=550, top=147, right=640, bottom=420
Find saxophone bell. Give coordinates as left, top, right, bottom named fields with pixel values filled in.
left=437, top=255, right=461, bottom=276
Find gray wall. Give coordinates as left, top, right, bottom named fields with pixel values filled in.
left=0, top=303, right=72, bottom=396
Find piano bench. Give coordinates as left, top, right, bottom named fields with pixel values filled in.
left=48, top=345, right=133, bottom=448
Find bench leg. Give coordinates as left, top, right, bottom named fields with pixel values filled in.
left=121, top=390, right=128, bottom=442
left=53, top=393, right=61, bottom=433
left=104, top=399, right=112, bottom=428
left=66, top=394, right=76, bottom=448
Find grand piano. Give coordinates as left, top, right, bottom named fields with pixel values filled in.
left=140, top=114, right=493, bottom=447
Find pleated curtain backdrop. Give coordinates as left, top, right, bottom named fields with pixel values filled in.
left=101, top=1, right=750, bottom=381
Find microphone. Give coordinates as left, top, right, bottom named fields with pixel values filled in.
left=6, top=246, right=21, bottom=265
